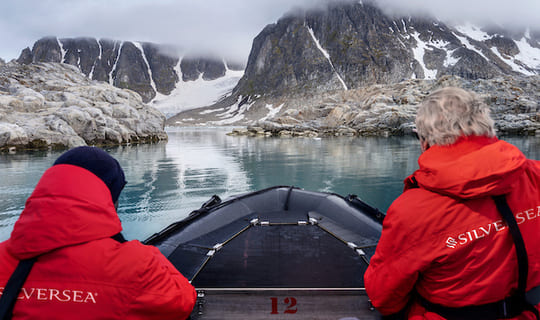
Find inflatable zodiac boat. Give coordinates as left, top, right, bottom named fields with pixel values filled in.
left=144, top=186, right=384, bottom=319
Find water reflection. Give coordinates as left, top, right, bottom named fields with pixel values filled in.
left=222, top=133, right=422, bottom=212
left=0, top=150, right=61, bottom=235
left=0, top=128, right=538, bottom=242
left=110, top=130, right=253, bottom=240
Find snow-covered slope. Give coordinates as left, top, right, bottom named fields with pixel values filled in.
left=150, top=61, right=243, bottom=118
left=454, top=24, right=540, bottom=75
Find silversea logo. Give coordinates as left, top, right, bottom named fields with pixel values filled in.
left=445, top=205, right=540, bottom=249
left=0, top=287, right=98, bottom=303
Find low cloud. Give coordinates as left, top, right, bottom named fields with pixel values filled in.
left=1, top=0, right=538, bottom=61
left=375, top=0, right=540, bottom=30
left=0, top=0, right=327, bottom=61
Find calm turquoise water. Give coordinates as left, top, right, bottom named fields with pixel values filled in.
left=0, top=127, right=538, bottom=242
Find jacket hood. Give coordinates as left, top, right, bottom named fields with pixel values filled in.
left=7, top=164, right=122, bottom=260
left=412, top=136, right=526, bottom=199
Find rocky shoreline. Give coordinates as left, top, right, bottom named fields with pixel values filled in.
left=0, top=62, right=168, bottom=152
left=226, top=75, right=540, bottom=138
left=1, top=61, right=538, bottom=152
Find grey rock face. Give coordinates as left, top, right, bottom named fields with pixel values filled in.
left=446, top=48, right=502, bottom=79
left=113, top=42, right=155, bottom=102
left=61, top=37, right=101, bottom=76
left=17, top=38, right=242, bottom=104
left=228, top=0, right=539, bottom=105
left=0, top=62, right=167, bottom=151
left=485, top=36, right=520, bottom=57
left=91, top=39, right=121, bottom=83
left=30, top=37, right=63, bottom=63
left=180, top=56, right=227, bottom=81
left=142, top=43, right=179, bottom=95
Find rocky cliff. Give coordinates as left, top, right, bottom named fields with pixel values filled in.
left=0, top=62, right=168, bottom=151
left=168, top=0, right=540, bottom=130
left=234, top=1, right=539, bottom=97
left=17, top=37, right=244, bottom=105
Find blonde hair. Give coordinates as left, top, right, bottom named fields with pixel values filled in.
left=415, top=87, right=495, bottom=146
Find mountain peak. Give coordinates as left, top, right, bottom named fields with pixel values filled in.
left=16, top=37, right=245, bottom=111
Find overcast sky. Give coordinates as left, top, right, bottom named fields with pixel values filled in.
left=1, top=0, right=539, bottom=62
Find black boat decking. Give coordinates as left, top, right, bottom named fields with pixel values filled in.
left=145, top=186, right=384, bottom=319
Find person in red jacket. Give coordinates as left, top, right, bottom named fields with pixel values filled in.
left=0, top=146, right=196, bottom=319
left=364, top=87, right=540, bottom=319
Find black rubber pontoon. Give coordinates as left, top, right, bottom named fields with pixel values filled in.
left=145, top=186, right=384, bottom=319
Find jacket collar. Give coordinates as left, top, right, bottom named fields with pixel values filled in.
left=411, top=136, right=526, bottom=199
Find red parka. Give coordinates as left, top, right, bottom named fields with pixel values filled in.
left=0, top=164, right=196, bottom=319
left=364, top=136, right=540, bottom=319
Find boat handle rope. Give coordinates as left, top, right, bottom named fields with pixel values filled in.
left=189, top=223, right=254, bottom=282
left=188, top=215, right=377, bottom=282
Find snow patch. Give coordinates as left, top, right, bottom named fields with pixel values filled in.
left=175, top=118, right=195, bottom=124
left=514, top=36, right=540, bottom=70
left=198, top=95, right=255, bottom=126
left=401, top=19, right=407, bottom=32
left=410, top=32, right=437, bottom=79
left=260, top=103, right=284, bottom=122
left=57, top=38, right=66, bottom=63
left=407, top=29, right=463, bottom=78
left=490, top=43, right=538, bottom=76
left=443, top=49, right=460, bottom=67
left=110, top=42, right=123, bottom=85
left=453, top=33, right=490, bottom=61
left=455, top=23, right=494, bottom=42
left=217, top=96, right=243, bottom=118
left=97, top=40, right=103, bottom=61
left=209, top=112, right=246, bottom=125
left=199, top=108, right=225, bottom=115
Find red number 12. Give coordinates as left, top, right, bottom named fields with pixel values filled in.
left=270, top=297, right=298, bottom=314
